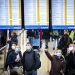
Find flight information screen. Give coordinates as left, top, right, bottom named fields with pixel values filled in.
left=0, top=0, right=21, bottom=29
left=52, top=0, right=75, bottom=29
left=24, top=0, right=49, bottom=29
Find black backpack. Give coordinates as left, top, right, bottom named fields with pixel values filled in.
left=33, top=51, right=41, bottom=69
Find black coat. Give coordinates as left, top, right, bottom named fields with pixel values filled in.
left=58, top=35, right=72, bottom=50
left=45, top=51, right=66, bottom=75
left=7, top=35, right=18, bottom=49
left=5, top=50, right=22, bottom=69
left=4, top=49, right=14, bottom=70
left=27, top=30, right=35, bottom=38
left=42, top=30, right=50, bottom=40
left=66, top=52, right=75, bottom=70
left=7, top=35, right=18, bottom=44
left=22, top=50, right=41, bottom=71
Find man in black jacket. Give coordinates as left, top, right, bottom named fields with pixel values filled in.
left=23, top=42, right=41, bottom=75
left=7, top=32, right=18, bottom=50
left=43, top=30, right=50, bottom=49
left=27, top=30, right=35, bottom=45
left=4, top=43, right=17, bottom=70
left=65, top=43, right=75, bottom=75
left=57, top=32, right=72, bottom=57
left=5, top=44, right=22, bottom=75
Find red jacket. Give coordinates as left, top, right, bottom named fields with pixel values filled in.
left=39, top=30, right=43, bottom=40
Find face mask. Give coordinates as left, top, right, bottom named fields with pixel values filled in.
left=56, top=52, right=62, bottom=57
left=12, top=46, right=16, bottom=50
left=15, top=48, right=20, bottom=53
left=26, top=46, right=31, bottom=51
left=71, top=47, right=75, bottom=53
left=68, top=46, right=73, bottom=51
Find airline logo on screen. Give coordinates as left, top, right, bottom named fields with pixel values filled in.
left=52, top=0, right=75, bottom=29
left=24, top=0, right=49, bottom=29
left=0, top=0, right=21, bottom=29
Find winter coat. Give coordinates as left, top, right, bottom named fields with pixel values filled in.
left=66, top=52, right=75, bottom=72
left=45, top=51, right=65, bottom=75
left=23, top=50, right=41, bottom=72
left=42, top=30, right=50, bottom=40
left=58, top=35, right=72, bottom=50
left=7, top=35, right=18, bottom=50
left=27, top=30, right=35, bottom=38
left=6, top=50, right=22, bottom=69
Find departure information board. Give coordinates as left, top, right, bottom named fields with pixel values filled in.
left=24, top=0, right=49, bottom=29
left=52, top=0, right=75, bottom=29
left=0, top=0, right=21, bottom=29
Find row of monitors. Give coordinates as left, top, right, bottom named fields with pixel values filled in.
left=0, top=0, right=75, bottom=29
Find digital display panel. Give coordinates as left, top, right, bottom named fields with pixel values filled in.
left=52, top=0, right=75, bottom=29
left=0, top=0, right=21, bottom=29
left=24, top=0, right=49, bottom=29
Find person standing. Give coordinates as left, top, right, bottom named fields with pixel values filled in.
left=57, top=32, right=72, bottom=57
left=27, top=30, right=35, bottom=45
left=45, top=49, right=66, bottom=75
left=39, top=30, right=43, bottom=48
left=42, top=30, right=50, bottom=49
left=5, top=44, right=22, bottom=75
left=23, top=42, right=41, bottom=75
left=7, top=31, right=18, bottom=50
left=65, top=43, right=75, bottom=75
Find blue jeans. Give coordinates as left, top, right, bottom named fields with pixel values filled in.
left=24, top=70, right=37, bottom=75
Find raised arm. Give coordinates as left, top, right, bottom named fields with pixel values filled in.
left=45, top=49, right=52, bottom=61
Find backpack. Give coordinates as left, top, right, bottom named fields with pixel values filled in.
left=23, top=51, right=41, bottom=71
left=33, top=51, right=41, bottom=69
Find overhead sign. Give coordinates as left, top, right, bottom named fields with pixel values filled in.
left=0, top=0, right=21, bottom=29
left=52, top=0, right=75, bottom=29
left=24, top=0, right=49, bottom=29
